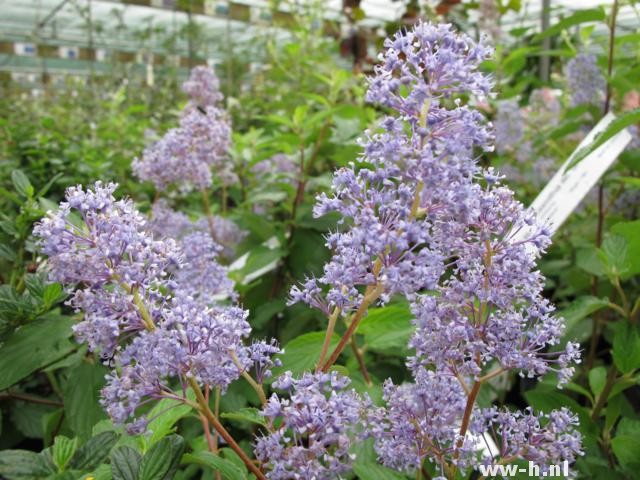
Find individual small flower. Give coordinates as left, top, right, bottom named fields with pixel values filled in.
left=247, top=339, right=283, bottom=383
left=182, top=65, right=223, bottom=110
left=255, top=371, right=368, bottom=479
left=471, top=407, right=583, bottom=471
left=565, top=53, right=605, bottom=107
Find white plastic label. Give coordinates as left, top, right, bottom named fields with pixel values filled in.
left=514, top=112, right=632, bottom=242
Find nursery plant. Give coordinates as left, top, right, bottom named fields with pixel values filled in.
left=0, top=3, right=639, bottom=480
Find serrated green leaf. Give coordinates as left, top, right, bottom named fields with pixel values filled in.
left=69, top=431, right=118, bottom=470
left=42, top=283, right=63, bottom=307
left=600, top=234, right=629, bottom=279
left=611, top=220, right=640, bottom=278
left=0, top=316, right=75, bottom=390
left=52, top=436, right=78, bottom=472
left=0, top=450, right=53, bottom=479
left=612, top=323, right=640, bottom=374
left=64, top=362, right=107, bottom=440
left=589, top=367, right=607, bottom=397
left=352, top=462, right=407, bottom=480
left=612, top=435, right=640, bottom=467
left=111, top=446, right=141, bottom=480
left=145, top=393, right=194, bottom=445
left=182, top=451, right=247, bottom=480
left=138, top=435, right=184, bottom=480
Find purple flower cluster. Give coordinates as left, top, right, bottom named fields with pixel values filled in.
left=148, top=199, right=246, bottom=259
left=565, top=53, right=605, bottom=107
left=371, top=368, right=476, bottom=472
left=35, top=183, right=278, bottom=432
left=495, top=99, right=524, bottom=155
left=286, top=21, right=581, bottom=477
left=471, top=407, right=583, bottom=469
left=255, top=372, right=368, bottom=479
left=182, top=65, right=223, bottom=110
left=291, top=23, right=493, bottom=315
left=133, top=66, right=232, bottom=192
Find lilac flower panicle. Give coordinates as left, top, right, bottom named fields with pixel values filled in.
left=287, top=20, right=582, bottom=475
left=256, top=371, right=368, bottom=479
left=471, top=407, right=583, bottom=473
left=565, top=53, right=605, bottom=107
left=182, top=65, right=223, bottom=110
left=35, top=183, right=279, bottom=434
left=133, top=65, right=232, bottom=192
left=370, top=369, right=477, bottom=472
left=495, top=99, right=524, bottom=155
left=34, top=182, right=180, bottom=289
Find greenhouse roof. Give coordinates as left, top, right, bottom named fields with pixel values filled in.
left=0, top=0, right=636, bottom=81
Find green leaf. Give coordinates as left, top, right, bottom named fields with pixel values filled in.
left=576, top=247, right=606, bottom=277
left=612, top=435, right=640, bottom=468
left=567, top=109, right=640, bottom=170
left=0, top=450, right=53, bottom=479
left=42, top=283, right=64, bottom=308
left=64, top=362, right=107, bottom=440
left=69, top=431, right=118, bottom=470
left=181, top=451, right=247, bottom=480
left=0, top=316, right=75, bottom=390
left=52, top=436, right=78, bottom=472
left=145, top=395, right=193, bottom=445
left=11, top=170, right=34, bottom=198
left=612, top=323, right=640, bottom=374
left=352, top=439, right=406, bottom=480
left=138, top=435, right=185, bottom=480
left=358, top=302, right=413, bottom=353
left=599, top=234, right=629, bottom=279
left=352, top=462, right=407, bottom=480
left=110, top=446, right=141, bottom=480
left=220, top=407, right=267, bottom=427
left=535, top=8, right=606, bottom=40
left=0, top=243, right=17, bottom=262
left=611, top=220, right=640, bottom=278
left=558, top=296, right=609, bottom=345
left=272, top=331, right=340, bottom=377
left=233, top=246, right=285, bottom=282
left=589, top=367, right=607, bottom=397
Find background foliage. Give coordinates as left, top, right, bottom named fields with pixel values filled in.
left=0, top=1, right=639, bottom=479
